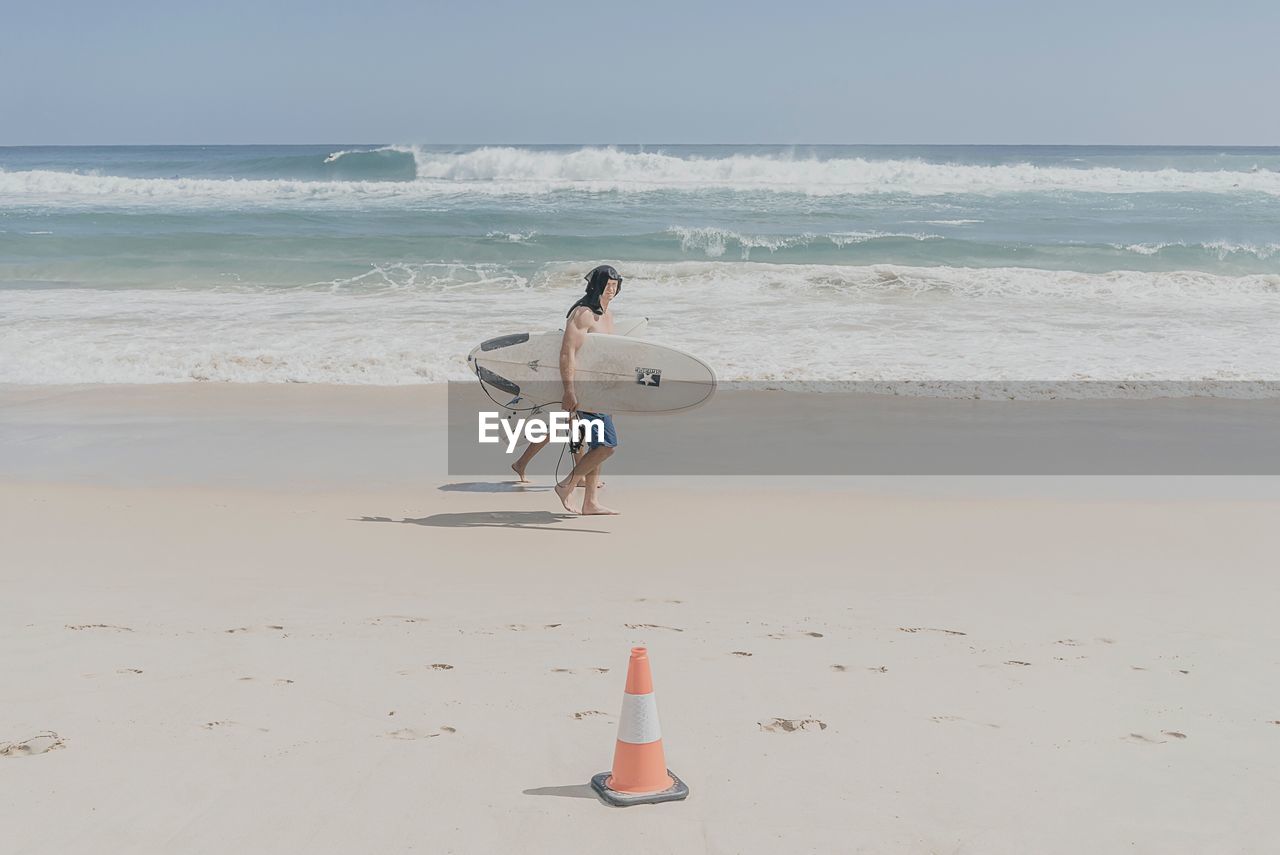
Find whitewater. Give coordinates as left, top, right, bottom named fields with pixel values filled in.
left=6, top=146, right=1280, bottom=204
left=3, top=144, right=1279, bottom=392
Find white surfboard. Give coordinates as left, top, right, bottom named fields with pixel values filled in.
left=611, top=316, right=649, bottom=337
left=468, top=329, right=715, bottom=414
left=487, top=317, right=649, bottom=425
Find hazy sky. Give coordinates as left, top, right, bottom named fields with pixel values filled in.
left=5, top=0, right=1278, bottom=145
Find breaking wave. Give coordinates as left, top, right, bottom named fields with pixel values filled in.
left=5, top=146, right=1280, bottom=209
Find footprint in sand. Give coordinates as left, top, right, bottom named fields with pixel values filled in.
left=200, top=720, right=268, bottom=733
left=731, top=651, right=753, bottom=657
left=1, top=732, right=66, bottom=757
left=899, top=627, right=967, bottom=636
left=759, top=718, right=827, bottom=733
left=384, top=726, right=455, bottom=740
left=553, top=667, right=608, bottom=674
left=367, top=615, right=428, bottom=625
left=767, top=631, right=824, bottom=640
left=66, top=624, right=132, bottom=632
left=830, top=664, right=846, bottom=671
left=624, top=623, right=683, bottom=632
left=573, top=710, right=610, bottom=720
left=1005, top=660, right=1032, bottom=667
left=397, top=664, right=454, bottom=675
left=931, top=715, right=999, bottom=729
left=203, top=721, right=269, bottom=732
left=117, top=668, right=144, bottom=675
left=634, top=598, right=684, bottom=604
left=1122, top=732, right=1187, bottom=744
left=385, top=728, right=426, bottom=740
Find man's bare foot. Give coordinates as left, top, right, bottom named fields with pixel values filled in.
left=554, top=481, right=580, bottom=514
left=580, top=502, right=620, bottom=515
left=511, top=461, right=529, bottom=483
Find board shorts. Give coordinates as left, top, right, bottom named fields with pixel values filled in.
left=575, top=412, right=617, bottom=449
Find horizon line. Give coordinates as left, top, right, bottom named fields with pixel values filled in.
left=5, top=142, right=1280, bottom=149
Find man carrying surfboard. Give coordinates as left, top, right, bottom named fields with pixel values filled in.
left=509, top=315, right=647, bottom=483
left=555, top=265, right=622, bottom=515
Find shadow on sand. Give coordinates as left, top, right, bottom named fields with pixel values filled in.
left=356, top=511, right=605, bottom=533
left=521, top=783, right=602, bottom=801
left=438, top=481, right=551, bottom=493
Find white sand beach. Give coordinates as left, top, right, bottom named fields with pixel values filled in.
left=10, top=4, right=1280, bottom=849
left=3, top=385, right=1279, bottom=854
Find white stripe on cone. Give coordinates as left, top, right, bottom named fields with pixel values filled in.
left=617, top=692, right=662, bottom=744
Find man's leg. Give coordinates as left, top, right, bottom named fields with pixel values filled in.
left=571, top=446, right=605, bottom=488
left=555, top=446, right=613, bottom=513
left=580, top=413, right=618, bottom=513
left=580, top=462, right=618, bottom=515
left=511, top=437, right=548, bottom=482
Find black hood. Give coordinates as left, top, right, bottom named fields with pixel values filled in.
left=566, top=265, right=622, bottom=318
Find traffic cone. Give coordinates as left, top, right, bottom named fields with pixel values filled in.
left=590, top=646, right=689, bottom=806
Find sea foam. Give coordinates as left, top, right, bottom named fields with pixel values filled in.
left=5, top=147, right=1280, bottom=209
left=4, top=261, right=1279, bottom=392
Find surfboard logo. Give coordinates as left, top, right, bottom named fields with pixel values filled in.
left=527, top=359, right=541, bottom=372
left=636, top=368, right=661, bottom=387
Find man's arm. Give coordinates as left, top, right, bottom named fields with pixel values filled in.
left=559, top=308, right=591, bottom=412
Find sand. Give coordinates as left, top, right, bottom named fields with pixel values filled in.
left=2, top=385, right=1279, bottom=854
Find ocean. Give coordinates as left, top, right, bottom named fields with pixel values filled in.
left=2, top=144, right=1279, bottom=393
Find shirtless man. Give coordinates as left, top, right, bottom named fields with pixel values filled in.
left=554, top=265, right=622, bottom=515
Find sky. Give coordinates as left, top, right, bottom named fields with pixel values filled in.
left=3, top=0, right=1278, bottom=145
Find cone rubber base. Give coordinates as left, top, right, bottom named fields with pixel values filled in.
left=590, top=770, right=689, bottom=806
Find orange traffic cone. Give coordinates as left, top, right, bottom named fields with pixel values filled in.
left=590, top=647, right=689, bottom=806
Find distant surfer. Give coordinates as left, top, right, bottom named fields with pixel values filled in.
left=554, top=265, right=622, bottom=515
